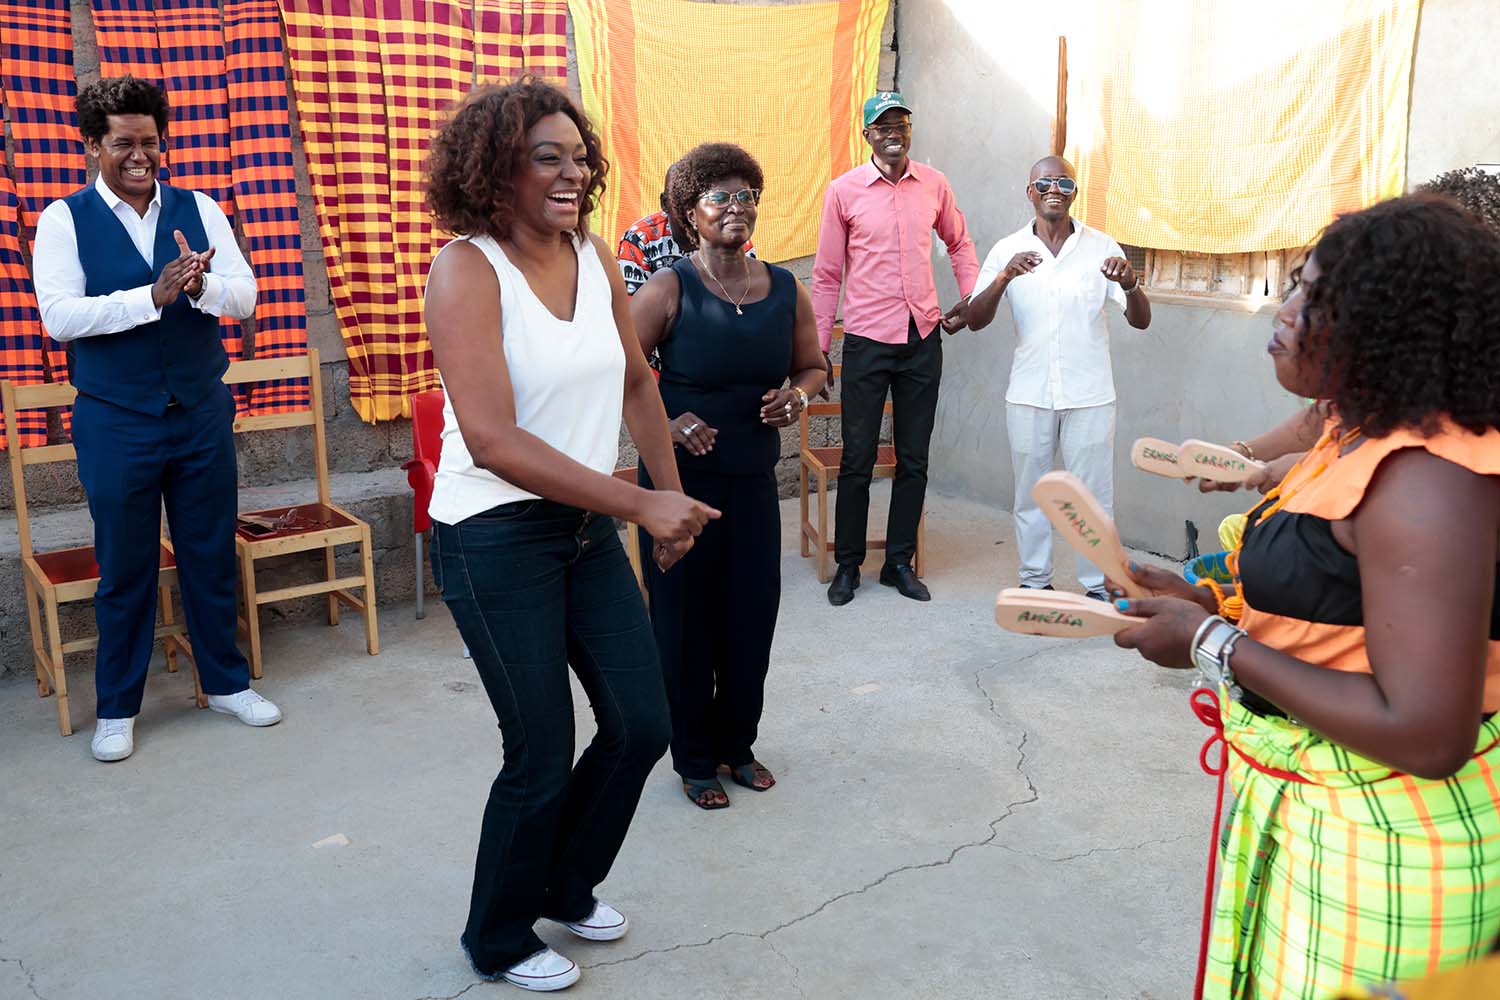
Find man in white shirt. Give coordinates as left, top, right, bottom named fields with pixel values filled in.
left=967, top=155, right=1151, bottom=598
left=32, top=75, right=281, bottom=762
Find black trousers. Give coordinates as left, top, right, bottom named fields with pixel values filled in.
left=640, top=466, right=780, bottom=781
left=834, top=318, right=942, bottom=568
left=435, top=502, right=670, bottom=974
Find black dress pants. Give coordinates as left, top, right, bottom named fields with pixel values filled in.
left=834, top=317, right=942, bottom=568
left=640, top=466, right=780, bottom=780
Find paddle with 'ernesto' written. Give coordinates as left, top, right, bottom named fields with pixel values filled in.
left=994, top=588, right=1139, bottom=637
left=1031, top=470, right=1153, bottom=599
left=1130, top=437, right=1186, bottom=478
left=1179, top=439, right=1267, bottom=484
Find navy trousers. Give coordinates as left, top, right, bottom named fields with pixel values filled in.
left=71, top=383, right=250, bottom=719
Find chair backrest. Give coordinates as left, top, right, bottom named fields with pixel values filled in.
left=221, top=348, right=329, bottom=504
left=410, top=388, right=446, bottom=467
left=1, top=380, right=80, bottom=563
left=798, top=324, right=892, bottom=450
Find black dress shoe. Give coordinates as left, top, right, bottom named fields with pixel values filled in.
left=879, top=562, right=931, bottom=602
left=1021, top=583, right=1055, bottom=591
left=827, top=565, right=860, bottom=606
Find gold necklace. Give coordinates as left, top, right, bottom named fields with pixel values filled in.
left=696, top=250, right=751, bottom=315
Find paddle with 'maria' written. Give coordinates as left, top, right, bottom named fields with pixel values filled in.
left=1031, top=470, right=1153, bottom=599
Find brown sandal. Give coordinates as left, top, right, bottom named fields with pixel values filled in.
left=725, top=761, right=775, bottom=791
left=682, top=777, right=729, bottom=810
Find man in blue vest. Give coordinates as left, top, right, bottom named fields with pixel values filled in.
left=32, top=75, right=281, bottom=762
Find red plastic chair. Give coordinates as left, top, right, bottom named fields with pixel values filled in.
left=403, top=388, right=447, bottom=620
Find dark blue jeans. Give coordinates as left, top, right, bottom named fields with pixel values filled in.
left=434, top=500, right=670, bottom=974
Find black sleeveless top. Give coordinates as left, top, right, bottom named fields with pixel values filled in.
left=657, top=256, right=797, bottom=475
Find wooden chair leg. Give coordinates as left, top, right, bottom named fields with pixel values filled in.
left=816, top=469, right=830, bottom=584
left=43, top=595, right=69, bottom=736
left=160, top=580, right=178, bottom=673
left=239, top=552, right=264, bottom=681
left=799, top=463, right=810, bottom=558
left=324, top=542, right=340, bottom=626
left=24, top=578, right=50, bottom=698
left=360, top=526, right=380, bottom=656
left=623, top=521, right=645, bottom=597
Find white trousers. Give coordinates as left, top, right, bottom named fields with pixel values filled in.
left=1006, top=402, right=1116, bottom=591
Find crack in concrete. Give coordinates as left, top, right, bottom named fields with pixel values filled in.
left=767, top=938, right=808, bottom=1000
left=587, top=715, right=1041, bottom=976
left=0, top=951, right=46, bottom=1000
left=413, top=982, right=482, bottom=1000
left=996, top=832, right=1194, bottom=864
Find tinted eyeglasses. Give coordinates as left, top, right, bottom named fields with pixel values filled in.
left=699, top=188, right=761, bottom=208
left=1033, top=177, right=1077, bottom=195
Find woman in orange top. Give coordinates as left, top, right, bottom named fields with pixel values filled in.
left=1110, top=195, right=1500, bottom=999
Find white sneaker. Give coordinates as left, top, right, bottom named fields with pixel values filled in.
left=206, top=689, right=283, bottom=727
left=555, top=900, right=629, bottom=942
left=503, top=948, right=580, bottom=992
left=91, top=717, right=135, bottom=762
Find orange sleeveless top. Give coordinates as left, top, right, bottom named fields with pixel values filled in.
left=1236, top=419, right=1500, bottom=711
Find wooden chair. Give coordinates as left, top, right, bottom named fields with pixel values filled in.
left=2, top=379, right=201, bottom=736
left=223, top=349, right=378, bottom=679
left=799, top=326, right=926, bottom=583
left=613, top=466, right=647, bottom=597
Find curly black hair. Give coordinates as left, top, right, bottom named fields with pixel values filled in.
left=1417, top=166, right=1500, bottom=235
left=664, top=142, right=764, bottom=252
left=77, top=75, right=169, bottom=142
left=425, top=78, right=606, bottom=240
left=1297, top=194, right=1500, bottom=438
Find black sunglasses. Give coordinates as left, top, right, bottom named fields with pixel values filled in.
left=1033, top=177, right=1077, bottom=195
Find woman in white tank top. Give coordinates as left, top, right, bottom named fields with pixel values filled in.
left=422, top=80, right=719, bottom=992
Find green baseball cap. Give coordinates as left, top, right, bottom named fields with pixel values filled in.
left=862, top=90, right=912, bottom=127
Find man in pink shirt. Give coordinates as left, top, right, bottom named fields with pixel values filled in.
left=812, top=91, right=979, bottom=606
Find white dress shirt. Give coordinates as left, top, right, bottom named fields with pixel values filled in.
left=974, top=220, right=1129, bottom=409
left=32, top=174, right=257, bottom=342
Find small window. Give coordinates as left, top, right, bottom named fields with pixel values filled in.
left=1120, top=246, right=1299, bottom=303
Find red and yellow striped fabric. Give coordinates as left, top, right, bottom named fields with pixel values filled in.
left=474, top=0, right=525, bottom=82
left=521, top=0, right=567, bottom=82
left=0, top=80, right=49, bottom=448
left=569, top=0, right=889, bottom=263
left=0, top=0, right=85, bottom=399
left=225, top=0, right=310, bottom=414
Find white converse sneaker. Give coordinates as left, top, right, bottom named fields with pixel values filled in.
left=556, top=900, right=629, bottom=942
left=91, top=717, right=135, bottom=762
left=206, top=689, right=283, bottom=727
left=503, top=948, right=580, bottom=992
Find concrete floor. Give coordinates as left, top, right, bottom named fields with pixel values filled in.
left=0, top=487, right=1213, bottom=1000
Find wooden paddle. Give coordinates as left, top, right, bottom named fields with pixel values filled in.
left=1130, top=437, right=1187, bottom=478
left=1179, top=439, right=1267, bottom=483
left=995, top=588, right=1138, bottom=637
left=1031, top=470, right=1151, bottom=598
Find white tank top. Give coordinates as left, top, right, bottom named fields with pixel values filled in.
left=428, top=232, right=625, bottom=525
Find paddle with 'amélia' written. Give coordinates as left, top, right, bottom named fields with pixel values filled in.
left=994, top=588, right=1139, bottom=637
left=1031, top=470, right=1153, bottom=599
left=1178, top=439, right=1267, bottom=484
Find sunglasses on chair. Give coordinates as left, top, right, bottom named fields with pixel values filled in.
left=1033, top=177, right=1077, bottom=195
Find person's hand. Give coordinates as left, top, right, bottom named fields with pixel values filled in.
left=653, top=535, right=694, bottom=572
left=151, top=250, right=203, bottom=308
left=670, top=412, right=717, bottom=455
left=638, top=490, right=720, bottom=545
left=940, top=296, right=969, bottom=334
left=173, top=229, right=216, bottom=300
left=1100, top=256, right=1137, bottom=287
left=1005, top=251, right=1042, bottom=280
left=819, top=352, right=835, bottom=399
left=760, top=387, right=803, bottom=427
left=1103, top=560, right=1218, bottom=613
left=1112, top=596, right=1212, bottom=669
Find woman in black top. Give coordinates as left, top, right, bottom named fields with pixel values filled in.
left=630, top=143, right=826, bottom=809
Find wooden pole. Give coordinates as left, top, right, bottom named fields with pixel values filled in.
left=1051, top=35, right=1068, bottom=156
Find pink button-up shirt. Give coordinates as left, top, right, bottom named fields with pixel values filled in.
left=811, top=158, right=980, bottom=352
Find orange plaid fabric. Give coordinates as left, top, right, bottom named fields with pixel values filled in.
left=225, top=0, right=310, bottom=414
left=1066, top=0, right=1422, bottom=254
left=0, top=79, right=49, bottom=448
left=0, top=0, right=84, bottom=400
left=569, top=0, right=889, bottom=262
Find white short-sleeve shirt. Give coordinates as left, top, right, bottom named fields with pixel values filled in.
left=974, top=221, right=1129, bottom=410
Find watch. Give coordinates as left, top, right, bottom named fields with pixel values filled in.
left=1191, top=614, right=1245, bottom=697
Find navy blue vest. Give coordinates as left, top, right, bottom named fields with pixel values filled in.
left=64, top=183, right=229, bottom=415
